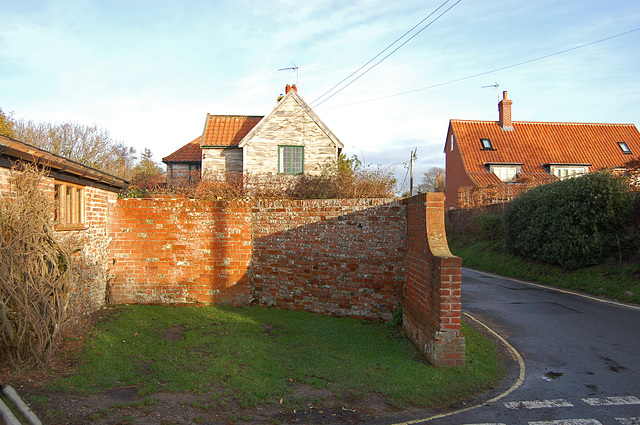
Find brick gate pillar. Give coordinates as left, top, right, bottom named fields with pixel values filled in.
left=403, top=193, right=465, bottom=367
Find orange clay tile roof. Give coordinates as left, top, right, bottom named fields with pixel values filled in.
left=201, top=115, right=263, bottom=147
left=162, top=136, right=202, bottom=163
left=451, top=119, right=640, bottom=187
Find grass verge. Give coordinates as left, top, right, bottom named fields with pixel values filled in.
left=50, top=304, right=503, bottom=409
left=450, top=240, right=640, bottom=304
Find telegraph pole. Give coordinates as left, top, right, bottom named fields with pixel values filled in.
left=409, top=148, right=417, bottom=197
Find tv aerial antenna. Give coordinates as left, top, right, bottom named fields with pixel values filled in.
left=278, top=65, right=299, bottom=87
left=482, top=82, right=500, bottom=100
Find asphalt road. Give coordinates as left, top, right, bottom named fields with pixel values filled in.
left=397, top=267, right=640, bottom=425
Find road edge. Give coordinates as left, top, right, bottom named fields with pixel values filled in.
left=463, top=267, right=640, bottom=311
left=389, top=312, right=526, bottom=425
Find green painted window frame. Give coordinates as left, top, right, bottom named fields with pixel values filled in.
left=278, top=145, right=304, bottom=175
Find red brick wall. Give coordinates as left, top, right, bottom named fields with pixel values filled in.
left=403, top=193, right=465, bottom=367
left=108, top=197, right=252, bottom=305
left=250, top=199, right=406, bottom=319
left=108, top=195, right=464, bottom=367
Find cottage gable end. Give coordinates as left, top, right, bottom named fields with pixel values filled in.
left=238, top=88, right=343, bottom=176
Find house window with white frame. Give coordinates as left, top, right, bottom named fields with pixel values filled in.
left=54, top=181, right=86, bottom=230
left=278, top=145, right=304, bottom=174
left=550, top=165, right=588, bottom=180
left=487, top=164, right=521, bottom=182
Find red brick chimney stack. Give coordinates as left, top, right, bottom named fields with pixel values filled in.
left=498, top=91, right=513, bottom=131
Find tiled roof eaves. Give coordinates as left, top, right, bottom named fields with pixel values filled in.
left=162, top=136, right=202, bottom=163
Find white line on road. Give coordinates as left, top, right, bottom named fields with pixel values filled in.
left=583, top=396, right=640, bottom=406
left=504, top=399, right=574, bottom=409
left=529, top=420, right=603, bottom=425
left=389, top=313, right=527, bottom=425
left=616, top=418, right=640, bottom=425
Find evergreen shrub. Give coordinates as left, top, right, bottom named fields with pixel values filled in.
left=503, top=171, right=634, bottom=269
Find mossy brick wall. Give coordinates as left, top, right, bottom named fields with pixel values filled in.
left=250, top=199, right=406, bottom=319
left=403, top=193, right=465, bottom=367
left=108, top=197, right=252, bottom=305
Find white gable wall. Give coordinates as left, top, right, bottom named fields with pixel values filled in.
left=242, top=95, right=339, bottom=176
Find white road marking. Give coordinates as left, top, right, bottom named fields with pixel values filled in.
left=529, top=420, right=602, bottom=425
left=583, top=396, right=640, bottom=406
left=616, top=418, right=640, bottom=425
left=504, top=399, right=574, bottom=409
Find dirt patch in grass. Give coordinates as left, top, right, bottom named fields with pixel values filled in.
left=2, top=381, right=424, bottom=424
left=163, top=325, right=184, bottom=342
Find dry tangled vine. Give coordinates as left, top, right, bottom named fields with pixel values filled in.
left=0, top=164, right=75, bottom=368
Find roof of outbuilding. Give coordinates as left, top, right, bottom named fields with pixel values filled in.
left=202, top=115, right=263, bottom=147
left=162, top=136, right=202, bottom=163
left=450, top=119, right=640, bottom=187
left=0, top=134, right=129, bottom=191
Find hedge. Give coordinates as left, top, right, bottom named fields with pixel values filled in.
left=503, top=171, right=635, bottom=269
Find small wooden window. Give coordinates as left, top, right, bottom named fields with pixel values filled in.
left=54, top=181, right=86, bottom=230
left=279, top=146, right=304, bottom=174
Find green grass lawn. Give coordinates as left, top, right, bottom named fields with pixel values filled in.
left=52, top=304, right=503, bottom=410
left=450, top=240, right=640, bottom=304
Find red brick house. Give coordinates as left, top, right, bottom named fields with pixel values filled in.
left=444, top=91, right=640, bottom=209
left=163, top=85, right=343, bottom=183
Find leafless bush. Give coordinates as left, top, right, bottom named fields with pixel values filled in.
left=125, top=158, right=396, bottom=200
left=0, top=164, right=77, bottom=368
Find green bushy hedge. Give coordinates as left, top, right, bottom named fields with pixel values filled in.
left=503, top=171, right=635, bottom=269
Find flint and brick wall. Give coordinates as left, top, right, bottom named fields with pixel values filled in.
left=63, top=186, right=119, bottom=314
left=403, top=193, right=465, bottom=367
left=107, top=195, right=465, bottom=367
left=250, top=199, right=406, bottom=319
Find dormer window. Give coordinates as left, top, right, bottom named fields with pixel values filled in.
left=619, top=142, right=632, bottom=154
left=480, top=138, right=494, bottom=150
left=486, top=163, right=522, bottom=182
left=547, top=164, right=589, bottom=180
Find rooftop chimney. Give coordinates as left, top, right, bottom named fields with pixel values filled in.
left=285, top=84, right=297, bottom=94
left=498, top=91, right=513, bottom=131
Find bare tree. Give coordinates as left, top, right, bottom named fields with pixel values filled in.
left=12, top=119, right=136, bottom=179
left=416, top=166, right=445, bottom=193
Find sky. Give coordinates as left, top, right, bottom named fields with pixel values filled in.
left=1, top=0, right=639, bottom=193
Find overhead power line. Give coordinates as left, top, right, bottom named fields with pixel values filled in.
left=325, top=26, right=640, bottom=109
left=309, top=0, right=462, bottom=109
